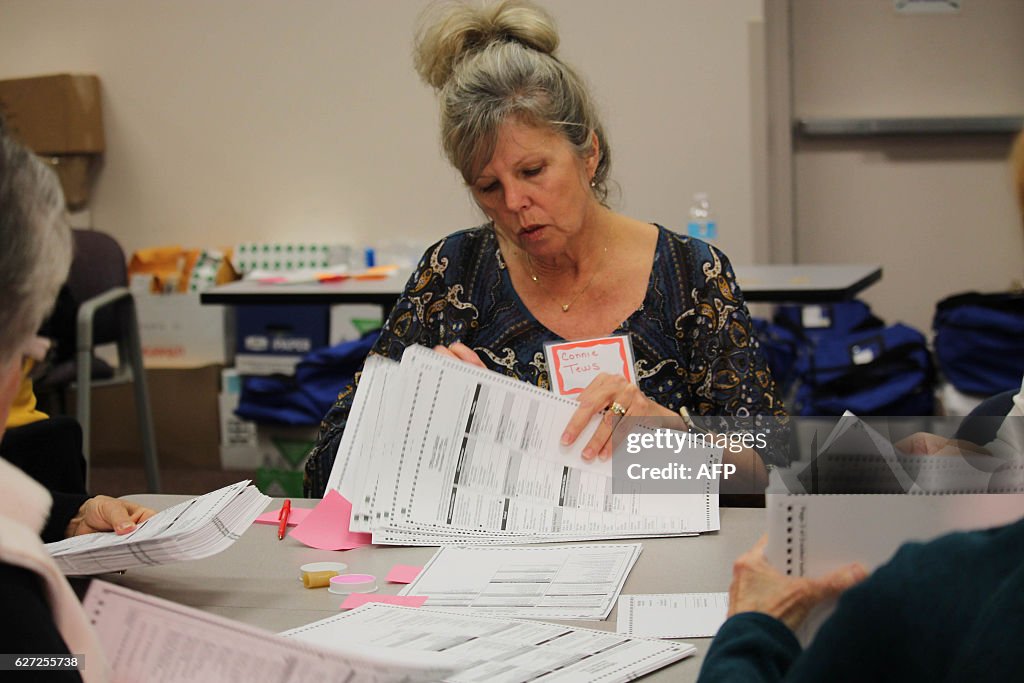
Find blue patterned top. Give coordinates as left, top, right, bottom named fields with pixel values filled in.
left=304, top=223, right=787, bottom=497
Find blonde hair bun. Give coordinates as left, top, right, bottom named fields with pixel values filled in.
left=414, top=0, right=559, bottom=90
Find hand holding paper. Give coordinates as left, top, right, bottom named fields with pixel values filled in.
left=728, top=536, right=867, bottom=632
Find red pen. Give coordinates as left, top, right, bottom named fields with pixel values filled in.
left=277, top=499, right=291, bottom=541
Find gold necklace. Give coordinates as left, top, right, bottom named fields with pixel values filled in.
left=525, top=246, right=608, bottom=313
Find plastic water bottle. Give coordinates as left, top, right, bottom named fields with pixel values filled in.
left=687, top=192, right=717, bottom=240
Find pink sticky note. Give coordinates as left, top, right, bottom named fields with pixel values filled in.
left=288, top=490, right=373, bottom=550
left=340, top=594, right=427, bottom=610
left=253, top=506, right=312, bottom=527
left=385, top=564, right=422, bottom=584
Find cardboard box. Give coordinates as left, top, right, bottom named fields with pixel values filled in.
left=0, top=74, right=104, bottom=154
left=87, top=365, right=223, bottom=470
left=218, top=368, right=316, bottom=472
left=232, top=243, right=350, bottom=274
left=233, top=353, right=303, bottom=376
left=39, top=154, right=97, bottom=211
left=218, top=369, right=257, bottom=447
left=135, top=292, right=233, bottom=368
left=329, top=304, right=383, bottom=342
left=219, top=425, right=317, bottom=471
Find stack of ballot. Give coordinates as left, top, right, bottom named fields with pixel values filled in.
left=326, top=345, right=721, bottom=545
left=46, top=481, right=270, bottom=575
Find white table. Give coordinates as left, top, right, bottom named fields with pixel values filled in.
left=733, top=263, right=881, bottom=303
left=199, top=264, right=882, bottom=309
left=106, top=496, right=765, bottom=682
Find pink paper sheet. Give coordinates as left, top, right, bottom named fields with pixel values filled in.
left=253, top=506, right=312, bottom=527
left=385, top=564, right=422, bottom=584
left=339, top=594, right=427, bottom=610
left=288, top=490, right=372, bottom=550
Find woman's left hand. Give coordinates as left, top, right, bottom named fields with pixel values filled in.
left=65, top=496, right=157, bottom=537
left=561, top=373, right=681, bottom=460
left=432, top=342, right=487, bottom=369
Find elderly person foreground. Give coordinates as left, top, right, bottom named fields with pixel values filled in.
left=305, top=0, right=787, bottom=498
left=0, top=125, right=155, bottom=682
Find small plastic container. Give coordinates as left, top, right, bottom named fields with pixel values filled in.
left=298, top=562, right=348, bottom=581
left=328, top=574, right=378, bottom=595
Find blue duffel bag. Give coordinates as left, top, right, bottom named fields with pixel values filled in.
left=774, top=300, right=884, bottom=345
left=933, top=292, right=1024, bottom=396
left=794, top=323, right=934, bottom=416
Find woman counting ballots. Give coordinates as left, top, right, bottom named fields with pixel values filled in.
left=304, top=0, right=787, bottom=499
left=696, top=132, right=1024, bottom=682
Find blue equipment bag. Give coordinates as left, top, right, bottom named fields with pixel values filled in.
left=933, top=292, right=1024, bottom=396
left=773, top=300, right=883, bottom=344
left=793, top=323, right=934, bottom=416
left=236, top=332, right=379, bottom=425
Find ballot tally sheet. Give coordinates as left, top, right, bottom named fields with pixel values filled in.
left=331, top=345, right=718, bottom=543
left=399, top=544, right=641, bottom=620
left=616, top=592, right=730, bottom=639
left=282, top=603, right=696, bottom=683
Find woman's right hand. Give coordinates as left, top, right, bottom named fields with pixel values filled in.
left=727, top=536, right=867, bottom=632
left=432, top=342, right=486, bottom=369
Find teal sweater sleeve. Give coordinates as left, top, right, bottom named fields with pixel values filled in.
left=699, top=519, right=1024, bottom=682
left=699, top=612, right=801, bottom=682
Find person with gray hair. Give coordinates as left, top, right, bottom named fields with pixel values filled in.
left=0, top=125, right=152, bottom=681
left=305, top=0, right=786, bottom=498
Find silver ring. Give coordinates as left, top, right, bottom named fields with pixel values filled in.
left=609, top=401, right=626, bottom=417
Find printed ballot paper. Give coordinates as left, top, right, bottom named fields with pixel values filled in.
left=282, top=603, right=695, bottom=682
left=84, top=581, right=460, bottom=682
left=400, top=544, right=642, bottom=620
left=325, top=346, right=719, bottom=545
left=617, top=593, right=730, bottom=639
left=767, top=413, right=1024, bottom=644
left=45, top=481, right=269, bottom=575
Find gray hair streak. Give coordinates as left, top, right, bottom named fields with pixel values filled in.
left=0, top=127, right=72, bottom=364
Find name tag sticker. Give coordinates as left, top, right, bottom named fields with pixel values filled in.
left=543, top=335, right=636, bottom=396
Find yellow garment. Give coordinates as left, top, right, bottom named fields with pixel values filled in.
left=6, top=360, right=48, bottom=429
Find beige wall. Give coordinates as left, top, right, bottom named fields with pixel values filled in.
left=0, top=0, right=766, bottom=264
left=790, top=0, right=1024, bottom=333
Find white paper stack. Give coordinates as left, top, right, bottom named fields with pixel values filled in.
left=282, top=603, right=696, bottom=682
left=46, top=481, right=271, bottom=575
left=326, top=346, right=720, bottom=545
left=400, top=544, right=642, bottom=620
left=85, top=581, right=462, bottom=682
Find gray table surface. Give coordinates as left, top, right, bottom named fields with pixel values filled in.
left=113, top=495, right=765, bottom=682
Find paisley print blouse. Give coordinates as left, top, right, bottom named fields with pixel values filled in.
left=304, top=224, right=787, bottom=497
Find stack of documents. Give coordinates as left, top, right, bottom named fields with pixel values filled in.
left=282, top=603, right=696, bottom=682
left=326, top=346, right=720, bottom=545
left=85, top=581, right=461, bottom=682
left=399, top=544, right=642, bottom=620
left=46, top=481, right=270, bottom=575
